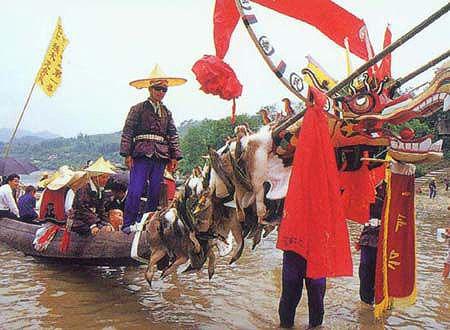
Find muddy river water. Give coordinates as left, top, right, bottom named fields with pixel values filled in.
left=0, top=193, right=449, bottom=329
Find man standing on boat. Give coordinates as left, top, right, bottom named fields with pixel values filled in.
left=120, top=64, right=185, bottom=233
left=0, top=173, right=20, bottom=220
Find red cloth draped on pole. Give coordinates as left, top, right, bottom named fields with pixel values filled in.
left=276, top=88, right=353, bottom=278
left=339, top=159, right=375, bottom=224
left=214, top=0, right=241, bottom=60
left=374, top=161, right=416, bottom=318
left=214, top=0, right=373, bottom=61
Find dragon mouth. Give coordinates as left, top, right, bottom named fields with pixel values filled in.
left=390, top=136, right=443, bottom=153
left=388, top=136, right=443, bottom=164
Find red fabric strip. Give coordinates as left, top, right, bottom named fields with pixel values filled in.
left=277, top=88, right=352, bottom=278
left=213, top=0, right=371, bottom=60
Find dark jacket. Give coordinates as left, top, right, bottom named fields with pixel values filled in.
left=120, top=100, right=182, bottom=160
left=71, top=183, right=108, bottom=234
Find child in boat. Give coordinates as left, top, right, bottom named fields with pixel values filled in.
left=18, top=185, right=38, bottom=223
left=100, top=209, right=123, bottom=232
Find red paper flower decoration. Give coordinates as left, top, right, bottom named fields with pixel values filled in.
left=192, top=55, right=242, bottom=101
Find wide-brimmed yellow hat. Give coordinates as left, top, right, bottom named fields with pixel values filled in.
left=46, top=166, right=87, bottom=191
left=129, top=64, right=187, bottom=89
left=85, top=157, right=116, bottom=175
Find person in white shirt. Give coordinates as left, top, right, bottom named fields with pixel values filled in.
left=0, top=173, right=20, bottom=219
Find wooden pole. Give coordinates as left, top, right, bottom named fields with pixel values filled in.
left=397, top=49, right=450, bottom=87
left=3, top=82, right=37, bottom=158
left=272, top=110, right=305, bottom=137
left=327, top=2, right=450, bottom=97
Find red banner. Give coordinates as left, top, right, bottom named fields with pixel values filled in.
left=374, top=162, right=416, bottom=318
left=214, top=0, right=373, bottom=60
left=376, top=25, right=392, bottom=81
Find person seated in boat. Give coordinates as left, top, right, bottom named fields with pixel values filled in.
left=105, top=181, right=127, bottom=213
left=37, top=172, right=50, bottom=192
left=39, top=166, right=76, bottom=224
left=18, top=185, right=38, bottom=223
left=100, top=209, right=124, bottom=232
left=0, top=173, right=20, bottom=220
left=69, top=158, right=115, bottom=236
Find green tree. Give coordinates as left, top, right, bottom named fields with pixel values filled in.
left=178, top=114, right=262, bottom=174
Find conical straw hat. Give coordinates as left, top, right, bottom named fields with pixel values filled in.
left=46, top=166, right=87, bottom=191
left=85, top=157, right=116, bottom=175
left=129, top=64, right=187, bottom=89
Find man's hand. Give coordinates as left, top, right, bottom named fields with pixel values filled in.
left=125, top=156, right=133, bottom=170
left=91, top=227, right=100, bottom=236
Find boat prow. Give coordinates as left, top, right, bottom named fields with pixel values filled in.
left=0, top=217, right=151, bottom=266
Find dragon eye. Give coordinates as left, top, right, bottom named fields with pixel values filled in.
left=355, top=96, right=367, bottom=106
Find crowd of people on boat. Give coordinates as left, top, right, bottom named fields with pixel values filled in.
left=0, top=158, right=176, bottom=237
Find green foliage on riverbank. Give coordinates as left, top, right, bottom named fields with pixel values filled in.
left=1, top=107, right=448, bottom=176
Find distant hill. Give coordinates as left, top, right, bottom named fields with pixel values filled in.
left=1, top=131, right=122, bottom=170
left=0, top=121, right=200, bottom=171
left=0, top=128, right=59, bottom=142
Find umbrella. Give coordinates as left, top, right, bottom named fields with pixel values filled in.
left=0, top=157, right=39, bottom=176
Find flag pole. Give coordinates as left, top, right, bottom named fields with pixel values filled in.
left=327, top=2, right=450, bottom=97
left=389, top=49, right=450, bottom=95
left=3, top=82, right=37, bottom=159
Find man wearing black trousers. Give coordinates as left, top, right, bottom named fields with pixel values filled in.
left=278, top=251, right=326, bottom=328
left=356, top=181, right=386, bottom=305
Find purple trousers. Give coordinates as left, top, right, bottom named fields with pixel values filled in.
left=359, top=245, right=377, bottom=305
left=278, top=251, right=326, bottom=328
left=123, top=157, right=165, bottom=228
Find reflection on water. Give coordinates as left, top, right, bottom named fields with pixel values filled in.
left=0, top=194, right=449, bottom=329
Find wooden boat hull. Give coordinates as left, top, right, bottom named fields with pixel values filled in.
left=0, top=217, right=151, bottom=266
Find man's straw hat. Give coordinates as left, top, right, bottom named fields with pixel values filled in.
left=85, top=157, right=116, bottom=175
left=129, top=64, right=187, bottom=89
left=46, top=166, right=86, bottom=191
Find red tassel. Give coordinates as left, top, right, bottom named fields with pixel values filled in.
left=231, top=98, right=236, bottom=124
left=60, top=228, right=71, bottom=253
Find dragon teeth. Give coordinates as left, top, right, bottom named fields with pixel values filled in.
left=419, top=138, right=432, bottom=152
left=430, top=139, right=443, bottom=152
left=390, top=140, right=399, bottom=149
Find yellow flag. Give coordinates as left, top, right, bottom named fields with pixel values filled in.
left=35, top=17, right=69, bottom=96
left=302, top=55, right=337, bottom=90
left=344, top=37, right=352, bottom=76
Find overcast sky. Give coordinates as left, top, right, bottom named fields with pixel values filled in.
left=2, top=0, right=449, bottom=138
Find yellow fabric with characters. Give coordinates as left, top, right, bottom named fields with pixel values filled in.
left=35, top=17, right=69, bottom=96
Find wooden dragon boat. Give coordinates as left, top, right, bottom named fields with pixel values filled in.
left=0, top=217, right=151, bottom=266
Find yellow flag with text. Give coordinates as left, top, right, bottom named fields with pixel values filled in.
left=303, top=55, right=337, bottom=90
left=35, top=17, right=69, bottom=96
